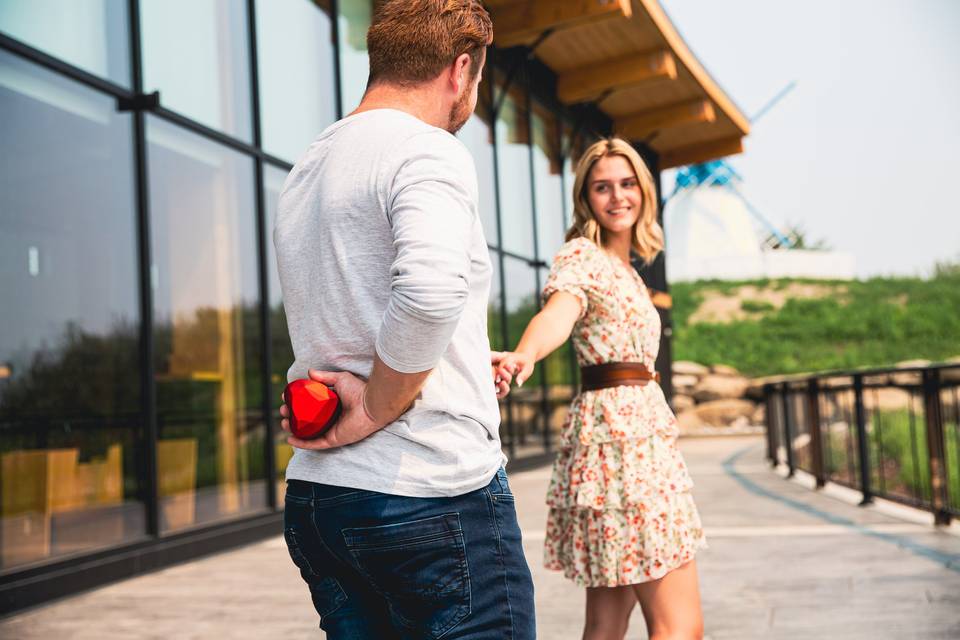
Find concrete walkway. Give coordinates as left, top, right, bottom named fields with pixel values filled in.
left=3, top=435, right=959, bottom=639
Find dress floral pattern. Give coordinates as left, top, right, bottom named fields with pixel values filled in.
left=542, top=237, right=706, bottom=588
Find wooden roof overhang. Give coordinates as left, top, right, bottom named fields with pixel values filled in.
left=486, top=0, right=750, bottom=169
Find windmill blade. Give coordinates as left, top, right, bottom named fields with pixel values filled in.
left=724, top=181, right=793, bottom=248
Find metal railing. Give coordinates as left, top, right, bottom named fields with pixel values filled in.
left=764, top=362, right=960, bottom=524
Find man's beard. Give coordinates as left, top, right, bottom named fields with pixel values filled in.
left=446, top=88, right=473, bottom=134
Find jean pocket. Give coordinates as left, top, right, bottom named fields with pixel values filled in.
left=284, top=526, right=347, bottom=620
left=492, top=467, right=515, bottom=501
left=342, top=513, right=471, bottom=639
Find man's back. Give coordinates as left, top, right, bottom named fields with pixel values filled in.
left=274, top=109, right=504, bottom=497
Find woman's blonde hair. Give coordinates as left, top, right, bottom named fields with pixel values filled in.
left=565, top=137, right=664, bottom=264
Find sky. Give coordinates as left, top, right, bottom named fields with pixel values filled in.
left=658, top=0, right=960, bottom=278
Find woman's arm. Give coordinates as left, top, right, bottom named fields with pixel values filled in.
left=498, top=290, right=582, bottom=386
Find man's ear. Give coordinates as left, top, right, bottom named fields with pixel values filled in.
left=451, top=52, right=472, bottom=92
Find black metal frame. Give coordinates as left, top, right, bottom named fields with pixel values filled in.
left=0, top=1, right=639, bottom=614
left=765, top=363, right=960, bottom=524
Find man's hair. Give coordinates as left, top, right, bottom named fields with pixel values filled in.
left=367, top=0, right=493, bottom=86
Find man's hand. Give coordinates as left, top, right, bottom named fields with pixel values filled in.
left=279, top=369, right=383, bottom=450
left=491, top=351, right=512, bottom=399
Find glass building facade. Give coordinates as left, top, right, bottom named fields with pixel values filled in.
left=0, top=0, right=617, bottom=611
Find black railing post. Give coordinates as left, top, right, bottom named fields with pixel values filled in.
left=853, top=374, right=873, bottom=505
left=763, top=383, right=776, bottom=466
left=807, top=378, right=826, bottom=488
left=922, top=369, right=951, bottom=525
left=781, top=383, right=795, bottom=477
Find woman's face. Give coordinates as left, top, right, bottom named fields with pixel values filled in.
left=585, top=155, right=642, bottom=237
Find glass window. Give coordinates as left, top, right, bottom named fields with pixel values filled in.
left=458, top=85, right=498, bottom=245
left=495, top=89, right=535, bottom=258
left=532, top=105, right=565, bottom=262
left=263, top=163, right=295, bottom=504
left=255, top=0, right=337, bottom=162
left=146, top=116, right=266, bottom=532
left=0, top=0, right=130, bottom=87
left=337, top=0, right=373, bottom=115
left=0, top=50, right=145, bottom=570
left=502, top=257, right=543, bottom=453
left=487, top=250, right=503, bottom=352
left=140, top=0, right=252, bottom=142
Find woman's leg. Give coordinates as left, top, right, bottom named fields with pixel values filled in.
left=631, top=560, right=704, bottom=640
left=582, top=586, right=636, bottom=640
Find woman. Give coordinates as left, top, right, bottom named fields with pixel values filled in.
left=496, top=138, right=706, bottom=640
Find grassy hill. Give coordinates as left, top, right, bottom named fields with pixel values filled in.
left=670, top=269, right=960, bottom=378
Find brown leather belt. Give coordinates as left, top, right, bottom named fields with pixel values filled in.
left=580, top=362, right=660, bottom=392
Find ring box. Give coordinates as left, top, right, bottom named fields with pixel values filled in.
left=283, top=379, right=342, bottom=439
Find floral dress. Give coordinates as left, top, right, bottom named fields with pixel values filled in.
left=542, top=237, right=706, bottom=588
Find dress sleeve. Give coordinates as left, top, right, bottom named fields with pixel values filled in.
left=541, top=238, right=603, bottom=321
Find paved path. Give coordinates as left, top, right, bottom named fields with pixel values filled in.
left=3, top=435, right=959, bottom=639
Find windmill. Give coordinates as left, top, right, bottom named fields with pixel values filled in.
left=661, top=81, right=853, bottom=281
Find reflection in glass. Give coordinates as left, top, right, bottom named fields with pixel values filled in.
left=337, top=0, right=373, bottom=115
left=264, top=164, right=295, bottom=503
left=458, top=111, right=498, bottom=244
left=147, top=116, right=266, bottom=532
left=502, top=257, right=545, bottom=453
left=0, top=50, right=145, bottom=570
left=140, top=0, right=252, bottom=141
left=256, top=0, right=338, bottom=162
left=532, top=106, right=565, bottom=262
left=488, top=250, right=503, bottom=352
left=495, top=90, right=535, bottom=258
left=0, top=0, right=130, bottom=87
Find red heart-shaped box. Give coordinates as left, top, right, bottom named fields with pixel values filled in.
left=283, top=379, right=341, bottom=440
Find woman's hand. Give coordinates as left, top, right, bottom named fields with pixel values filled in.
left=495, top=351, right=537, bottom=388
left=491, top=351, right=512, bottom=399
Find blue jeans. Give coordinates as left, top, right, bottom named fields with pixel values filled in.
left=283, top=468, right=536, bottom=639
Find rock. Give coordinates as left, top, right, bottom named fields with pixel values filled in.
left=693, top=399, right=756, bottom=426
left=751, top=404, right=766, bottom=425
left=744, top=379, right=767, bottom=401
left=710, top=364, right=740, bottom=376
left=693, top=374, right=750, bottom=402
left=863, top=388, right=914, bottom=412
left=676, top=409, right=706, bottom=433
left=891, top=359, right=930, bottom=386
left=940, top=356, right=960, bottom=383
left=673, top=361, right=709, bottom=377
left=672, top=393, right=695, bottom=412
left=672, top=374, right=698, bottom=392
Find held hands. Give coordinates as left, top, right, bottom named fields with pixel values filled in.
left=492, top=350, right=536, bottom=396
left=279, top=369, right=383, bottom=450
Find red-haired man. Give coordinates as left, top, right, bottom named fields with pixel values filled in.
left=274, top=2, right=536, bottom=638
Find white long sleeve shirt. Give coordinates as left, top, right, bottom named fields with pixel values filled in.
left=274, top=109, right=504, bottom=497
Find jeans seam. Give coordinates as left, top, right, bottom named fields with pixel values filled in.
left=484, top=487, right=515, bottom=640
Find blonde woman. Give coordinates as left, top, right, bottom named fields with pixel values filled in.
left=496, top=138, right=706, bottom=640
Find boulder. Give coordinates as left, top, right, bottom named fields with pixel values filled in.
left=693, top=374, right=750, bottom=402
left=751, top=404, right=766, bottom=426
left=676, top=409, right=706, bottom=433
left=863, top=388, right=914, bottom=412
left=673, top=361, right=709, bottom=377
left=671, top=393, right=695, bottom=413
left=672, top=374, right=699, bottom=392
left=892, top=359, right=930, bottom=386
left=744, top=379, right=767, bottom=401
left=940, top=356, right=960, bottom=383
left=710, top=364, right=740, bottom=377
left=693, top=399, right=756, bottom=426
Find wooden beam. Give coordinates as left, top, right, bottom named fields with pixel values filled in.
left=558, top=50, right=677, bottom=104
left=658, top=136, right=745, bottom=170
left=491, top=0, right=632, bottom=48
left=615, top=99, right=716, bottom=140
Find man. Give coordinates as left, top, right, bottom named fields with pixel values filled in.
left=273, top=1, right=535, bottom=638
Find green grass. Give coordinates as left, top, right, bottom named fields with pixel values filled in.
left=671, top=272, right=960, bottom=377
